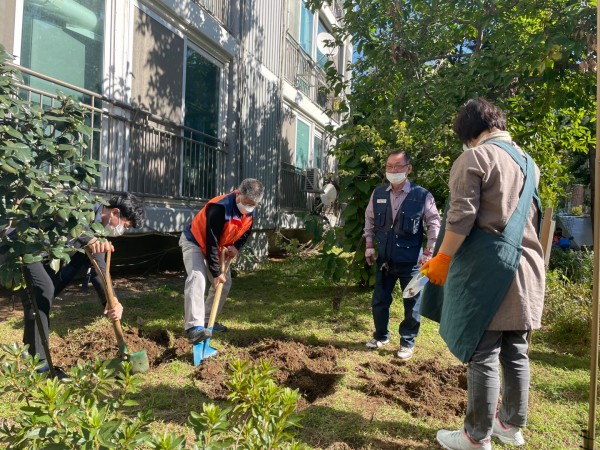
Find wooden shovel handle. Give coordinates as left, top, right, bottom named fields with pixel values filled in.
left=206, top=248, right=234, bottom=329
left=84, top=247, right=127, bottom=348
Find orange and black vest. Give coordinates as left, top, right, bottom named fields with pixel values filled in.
left=188, top=190, right=253, bottom=257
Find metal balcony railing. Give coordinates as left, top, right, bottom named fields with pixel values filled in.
left=283, top=35, right=340, bottom=122
left=279, top=163, right=309, bottom=211
left=329, top=0, right=344, bottom=19
left=11, top=63, right=227, bottom=201
left=191, top=0, right=229, bottom=27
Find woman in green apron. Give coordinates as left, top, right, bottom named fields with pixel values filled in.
left=420, top=99, right=545, bottom=450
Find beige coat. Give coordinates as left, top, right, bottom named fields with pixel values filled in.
left=446, top=131, right=545, bottom=330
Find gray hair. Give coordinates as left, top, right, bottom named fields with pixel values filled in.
left=238, top=178, right=264, bottom=202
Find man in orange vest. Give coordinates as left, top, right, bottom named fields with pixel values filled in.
left=179, top=179, right=264, bottom=343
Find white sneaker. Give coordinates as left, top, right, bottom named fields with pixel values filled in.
left=492, top=414, right=525, bottom=445
left=397, top=346, right=414, bottom=360
left=437, top=429, right=492, bottom=450
left=365, top=337, right=390, bottom=349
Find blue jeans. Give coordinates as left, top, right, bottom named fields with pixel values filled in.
left=465, top=330, right=530, bottom=442
left=371, top=262, right=421, bottom=348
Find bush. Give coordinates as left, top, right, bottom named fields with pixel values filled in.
left=190, top=359, right=309, bottom=450
left=0, top=345, right=307, bottom=449
left=543, top=249, right=593, bottom=354
left=571, top=205, right=583, bottom=216
left=542, top=270, right=592, bottom=354
left=548, top=247, right=593, bottom=284
left=0, top=47, right=104, bottom=289
left=0, top=343, right=155, bottom=449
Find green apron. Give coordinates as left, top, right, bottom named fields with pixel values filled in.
left=420, top=141, right=542, bottom=363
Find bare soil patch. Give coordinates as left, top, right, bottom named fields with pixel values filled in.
left=4, top=268, right=468, bottom=425
left=195, top=339, right=347, bottom=409
left=360, top=358, right=467, bottom=419
left=48, top=320, right=467, bottom=422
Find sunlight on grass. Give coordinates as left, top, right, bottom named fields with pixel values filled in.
left=0, top=255, right=595, bottom=449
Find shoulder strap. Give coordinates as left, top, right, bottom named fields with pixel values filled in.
left=488, top=140, right=542, bottom=240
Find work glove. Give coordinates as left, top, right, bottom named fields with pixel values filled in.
left=420, top=252, right=452, bottom=285
left=365, top=248, right=376, bottom=266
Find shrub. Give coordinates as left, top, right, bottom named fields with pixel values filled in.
left=0, top=345, right=307, bottom=449
left=190, top=358, right=308, bottom=450
left=571, top=205, right=583, bottom=216
left=0, top=343, right=156, bottom=449
left=0, top=47, right=104, bottom=289
left=548, top=247, right=593, bottom=284
left=541, top=270, right=592, bottom=355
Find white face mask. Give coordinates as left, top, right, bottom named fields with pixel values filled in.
left=386, top=172, right=406, bottom=185
left=237, top=202, right=255, bottom=215
left=105, top=212, right=125, bottom=237
left=462, top=143, right=471, bottom=152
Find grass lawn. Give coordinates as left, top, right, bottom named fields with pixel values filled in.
left=0, top=255, right=593, bottom=449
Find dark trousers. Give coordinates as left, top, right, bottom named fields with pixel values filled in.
left=21, top=251, right=93, bottom=361
left=371, top=262, right=421, bottom=348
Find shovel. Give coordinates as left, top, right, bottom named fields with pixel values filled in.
left=85, top=248, right=149, bottom=373
left=403, top=269, right=429, bottom=298
left=193, top=249, right=233, bottom=365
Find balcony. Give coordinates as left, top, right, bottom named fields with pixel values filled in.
left=280, top=162, right=320, bottom=211
left=283, top=35, right=340, bottom=122
left=329, top=0, right=344, bottom=19
left=12, top=64, right=227, bottom=202
left=191, top=0, right=229, bottom=27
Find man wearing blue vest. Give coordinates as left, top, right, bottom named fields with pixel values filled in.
left=363, top=151, right=440, bottom=360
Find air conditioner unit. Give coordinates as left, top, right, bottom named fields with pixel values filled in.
left=304, top=167, right=323, bottom=193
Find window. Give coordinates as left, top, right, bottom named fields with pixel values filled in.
left=290, top=0, right=336, bottom=67
left=20, top=0, right=105, bottom=97
left=316, top=19, right=329, bottom=68
left=184, top=46, right=221, bottom=139
left=299, top=4, right=314, bottom=55
left=295, top=119, right=310, bottom=169
left=314, top=133, right=323, bottom=170
left=182, top=45, right=223, bottom=198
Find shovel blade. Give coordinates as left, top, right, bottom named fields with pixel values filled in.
left=107, top=349, right=149, bottom=374
left=192, top=338, right=219, bottom=366
left=129, top=350, right=150, bottom=373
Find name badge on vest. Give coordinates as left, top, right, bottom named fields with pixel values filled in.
left=377, top=199, right=387, bottom=203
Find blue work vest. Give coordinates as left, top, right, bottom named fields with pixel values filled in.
left=373, top=183, right=429, bottom=265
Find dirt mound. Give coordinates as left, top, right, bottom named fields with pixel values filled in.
left=50, top=320, right=192, bottom=369
left=360, top=358, right=467, bottom=419
left=49, top=322, right=466, bottom=421
left=195, top=339, right=347, bottom=408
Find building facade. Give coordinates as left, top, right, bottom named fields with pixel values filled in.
left=0, top=0, right=351, bottom=262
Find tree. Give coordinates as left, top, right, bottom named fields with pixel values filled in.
left=307, top=0, right=596, bottom=285
left=0, top=47, right=104, bottom=289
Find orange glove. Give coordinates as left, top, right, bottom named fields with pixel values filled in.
left=421, top=252, right=452, bottom=285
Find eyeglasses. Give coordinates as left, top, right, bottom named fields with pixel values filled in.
left=385, top=163, right=410, bottom=171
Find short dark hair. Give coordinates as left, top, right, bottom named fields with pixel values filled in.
left=386, top=150, right=411, bottom=164
left=453, top=98, right=507, bottom=144
left=108, top=193, right=145, bottom=229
